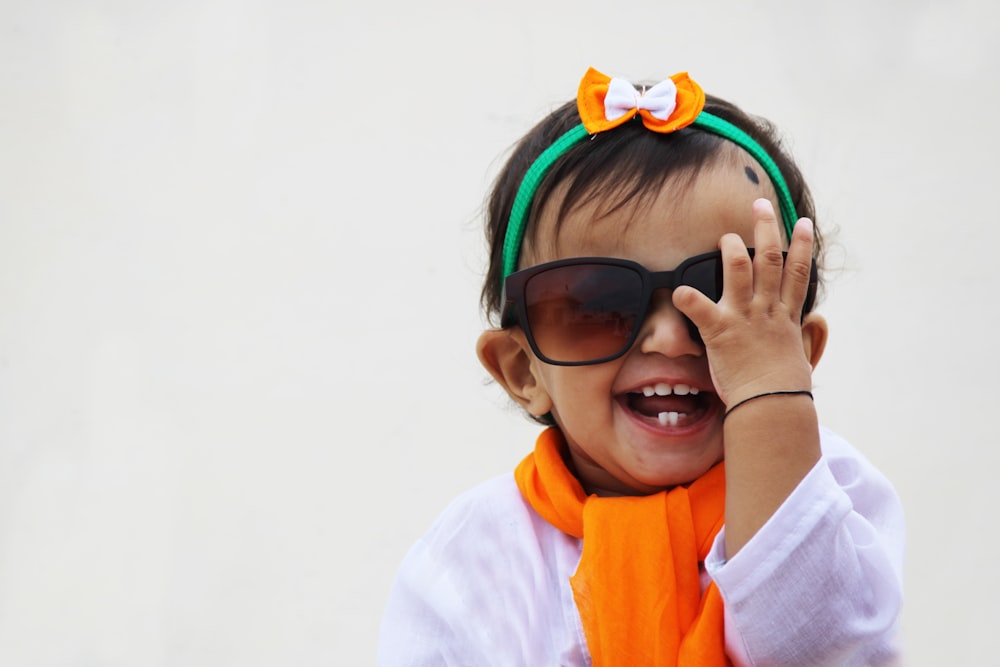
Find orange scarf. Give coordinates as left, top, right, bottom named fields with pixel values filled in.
left=514, top=427, right=731, bottom=666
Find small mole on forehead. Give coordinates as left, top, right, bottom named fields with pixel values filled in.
left=744, top=166, right=760, bottom=185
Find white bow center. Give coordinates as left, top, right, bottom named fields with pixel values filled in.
left=604, top=77, right=678, bottom=122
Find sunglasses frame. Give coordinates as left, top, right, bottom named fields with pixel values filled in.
left=501, top=249, right=818, bottom=366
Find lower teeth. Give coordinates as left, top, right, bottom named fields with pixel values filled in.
left=658, top=411, right=681, bottom=426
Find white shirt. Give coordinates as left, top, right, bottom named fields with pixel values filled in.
left=378, top=427, right=905, bottom=666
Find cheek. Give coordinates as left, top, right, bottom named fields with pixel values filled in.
left=540, top=365, right=620, bottom=416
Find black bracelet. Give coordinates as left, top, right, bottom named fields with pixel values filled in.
left=723, top=390, right=814, bottom=422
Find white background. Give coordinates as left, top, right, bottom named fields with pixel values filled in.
left=2, top=1, right=998, bottom=665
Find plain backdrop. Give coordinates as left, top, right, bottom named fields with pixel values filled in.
left=2, top=1, right=998, bottom=665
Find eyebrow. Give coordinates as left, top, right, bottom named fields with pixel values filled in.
left=744, top=165, right=760, bottom=185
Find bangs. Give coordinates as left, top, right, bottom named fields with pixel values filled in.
left=530, top=119, right=730, bottom=245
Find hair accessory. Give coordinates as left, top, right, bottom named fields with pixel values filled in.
left=723, top=390, right=814, bottom=422
left=501, top=67, right=799, bottom=282
left=578, top=68, right=705, bottom=134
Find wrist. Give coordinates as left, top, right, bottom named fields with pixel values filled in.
left=723, top=390, right=814, bottom=422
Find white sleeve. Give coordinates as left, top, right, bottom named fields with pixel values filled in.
left=705, top=428, right=905, bottom=667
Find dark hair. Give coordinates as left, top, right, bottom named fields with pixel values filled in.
left=480, top=92, right=823, bottom=323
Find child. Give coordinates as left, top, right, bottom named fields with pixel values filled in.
left=378, top=67, right=904, bottom=666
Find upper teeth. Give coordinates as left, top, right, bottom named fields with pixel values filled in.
left=640, top=383, right=699, bottom=397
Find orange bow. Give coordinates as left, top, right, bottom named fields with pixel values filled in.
left=577, top=67, right=706, bottom=134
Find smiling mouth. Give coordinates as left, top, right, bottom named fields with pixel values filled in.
left=624, top=383, right=713, bottom=427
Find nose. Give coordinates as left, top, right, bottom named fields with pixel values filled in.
left=636, top=290, right=705, bottom=358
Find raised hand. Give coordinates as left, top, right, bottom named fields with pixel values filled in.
left=673, top=198, right=816, bottom=408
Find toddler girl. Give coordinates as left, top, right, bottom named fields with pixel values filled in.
left=378, top=67, right=904, bottom=666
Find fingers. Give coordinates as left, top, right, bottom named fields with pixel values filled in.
left=675, top=198, right=815, bottom=345
left=715, top=198, right=782, bottom=310
left=782, top=215, right=815, bottom=313
left=751, top=198, right=786, bottom=299
left=748, top=198, right=814, bottom=317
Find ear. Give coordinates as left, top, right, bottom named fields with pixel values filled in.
left=476, top=329, right=553, bottom=417
left=800, top=313, right=829, bottom=370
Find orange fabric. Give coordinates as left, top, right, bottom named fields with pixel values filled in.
left=577, top=67, right=706, bottom=134
left=514, top=427, right=731, bottom=666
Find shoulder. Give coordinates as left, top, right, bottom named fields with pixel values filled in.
left=434, top=473, right=529, bottom=526
left=379, top=474, right=588, bottom=666
left=410, top=472, right=581, bottom=574
left=818, top=426, right=904, bottom=527
left=418, top=474, right=540, bottom=552
left=818, top=424, right=876, bottom=465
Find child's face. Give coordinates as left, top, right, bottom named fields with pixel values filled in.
left=486, top=157, right=785, bottom=495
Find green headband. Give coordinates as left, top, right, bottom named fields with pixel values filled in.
left=500, top=74, right=798, bottom=281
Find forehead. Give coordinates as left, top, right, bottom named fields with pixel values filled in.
left=524, top=147, right=780, bottom=270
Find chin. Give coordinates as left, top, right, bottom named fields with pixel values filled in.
left=627, top=456, right=722, bottom=491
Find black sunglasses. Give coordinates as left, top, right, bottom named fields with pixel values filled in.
left=501, top=249, right=818, bottom=366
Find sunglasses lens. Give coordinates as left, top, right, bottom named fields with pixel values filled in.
left=523, top=264, right=643, bottom=363
left=681, top=256, right=724, bottom=302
